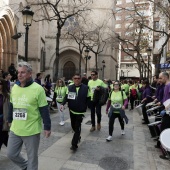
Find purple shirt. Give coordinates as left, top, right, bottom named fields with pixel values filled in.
left=142, top=86, right=152, bottom=103
left=155, top=84, right=165, bottom=103
left=162, top=82, right=170, bottom=103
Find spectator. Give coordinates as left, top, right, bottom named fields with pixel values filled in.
left=3, top=72, right=11, bottom=92
left=8, top=63, right=17, bottom=82
left=34, top=73, right=42, bottom=86
left=0, top=78, right=10, bottom=150
left=44, top=74, right=52, bottom=96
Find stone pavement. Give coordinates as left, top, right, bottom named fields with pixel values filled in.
left=0, top=106, right=170, bottom=170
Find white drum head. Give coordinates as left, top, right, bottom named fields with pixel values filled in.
left=46, top=97, right=52, bottom=102
left=148, top=121, right=161, bottom=126
left=160, top=128, right=170, bottom=152
left=136, top=104, right=143, bottom=108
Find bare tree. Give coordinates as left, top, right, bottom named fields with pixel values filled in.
left=114, top=0, right=170, bottom=77
left=29, top=0, right=92, bottom=78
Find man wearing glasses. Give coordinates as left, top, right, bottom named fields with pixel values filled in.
left=88, top=71, right=106, bottom=132
left=60, top=73, right=89, bottom=151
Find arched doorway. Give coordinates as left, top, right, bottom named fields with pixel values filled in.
left=63, top=61, right=76, bottom=80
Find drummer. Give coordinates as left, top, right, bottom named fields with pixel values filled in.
left=154, top=72, right=170, bottom=159
left=153, top=77, right=165, bottom=106
left=141, top=80, right=153, bottom=124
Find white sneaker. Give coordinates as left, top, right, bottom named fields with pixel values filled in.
left=59, top=121, right=65, bottom=126
left=121, top=130, right=125, bottom=135
left=106, top=135, right=112, bottom=141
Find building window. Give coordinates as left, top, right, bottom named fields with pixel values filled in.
left=126, top=0, right=132, bottom=3
left=125, top=15, right=132, bottom=20
left=40, top=48, right=45, bottom=72
left=125, top=23, right=133, bottom=28
left=124, top=56, right=132, bottom=60
left=117, top=0, right=122, bottom=5
left=116, top=16, right=121, bottom=20
left=126, top=64, right=133, bottom=68
left=154, top=21, right=159, bottom=30
left=115, top=24, right=121, bottom=28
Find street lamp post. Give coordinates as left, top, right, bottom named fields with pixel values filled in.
left=102, top=60, right=106, bottom=80
left=84, top=48, right=91, bottom=74
left=147, top=47, right=152, bottom=81
left=22, top=6, right=34, bottom=62
left=115, top=65, right=119, bottom=80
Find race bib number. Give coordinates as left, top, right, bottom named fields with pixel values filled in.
left=68, top=92, right=76, bottom=100
left=56, top=96, right=63, bottom=100
left=112, top=103, right=121, bottom=109
left=91, top=87, right=96, bottom=93
left=13, top=108, right=27, bottom=120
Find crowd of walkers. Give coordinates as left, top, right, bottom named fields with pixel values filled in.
left=1, top=61, right=170, bottom=170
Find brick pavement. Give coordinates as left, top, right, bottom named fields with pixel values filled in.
left=0, top=106, right=170, bottom=170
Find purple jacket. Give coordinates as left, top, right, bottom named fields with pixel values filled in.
left=162, top=82, right=170, bottom=103
left=155, top=84, right=165, bottom=103
left=142, top=86, right=152, bottom=103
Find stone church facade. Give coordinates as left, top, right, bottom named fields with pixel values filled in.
left=0, top=0, right=117, bottom=81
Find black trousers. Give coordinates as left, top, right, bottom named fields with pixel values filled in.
left=130, top=95, right=135, bottom=109
left=142, top=103, right=149, bottom=123
left=0, top=125, right=8, bottom=149
left=90, top=101, right=102, bottom=127
left=70, top=111, right=83, bottom=147
left=109, top=113, right=124, bottom=136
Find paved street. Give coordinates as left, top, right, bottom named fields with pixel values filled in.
left=0, top=106, right=170, bottom=170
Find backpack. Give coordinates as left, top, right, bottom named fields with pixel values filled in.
left=131, top=88, right=137, bottom=99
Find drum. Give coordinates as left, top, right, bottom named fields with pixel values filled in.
left=135, top=104, right=143, bottom=116
left=46, top=96, right=52, bottom=102
left=146, top=106, right=162, bottom=114
left=146, top=102, right=155, bottom=107
left=148, top=121, right=161, bottom=138
left=160, top=128, right=170, bottom=152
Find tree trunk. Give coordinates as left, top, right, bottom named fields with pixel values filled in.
left=55, top=26, right=61, bottom=80
left=155, top=54, right=161, bottom=76
left=95, top=53, right=98, bottom=71
left=79, top=50, right=82, bottom=74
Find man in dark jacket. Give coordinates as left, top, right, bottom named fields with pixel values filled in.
left=60, top=73, right=89, bottom=151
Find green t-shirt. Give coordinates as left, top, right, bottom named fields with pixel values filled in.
left=110, top=91, right=127, bottom=114
left=54, top=86, right=67, bottom=103
left=88, top=79, right=106, bottom=100
left=10, top=83, right=48, bottom=136
left=122, top=84, right=129, bottom=94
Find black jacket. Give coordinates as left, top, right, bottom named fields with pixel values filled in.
left=62, top=84, right=89, bottom=113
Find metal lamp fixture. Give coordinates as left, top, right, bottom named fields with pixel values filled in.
left=84, top=48, right=90, bottom=73
left=22, top=6, right=34, bottom=61
left=102, top=60, right=106, bottom=80
left=22, top=6, right=34, bottom=26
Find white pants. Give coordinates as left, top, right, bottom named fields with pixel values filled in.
left=57, top=102, right=64, bottom=122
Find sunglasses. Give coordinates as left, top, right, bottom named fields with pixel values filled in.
left=74, top=77, right=81, bottom=80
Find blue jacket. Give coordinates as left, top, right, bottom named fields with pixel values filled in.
left=108, top=105, right=129, bottom=124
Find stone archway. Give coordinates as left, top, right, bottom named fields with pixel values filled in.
left=0, top=7, right=17, bottom=71
left=63, top=61, right=76, bottom=80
